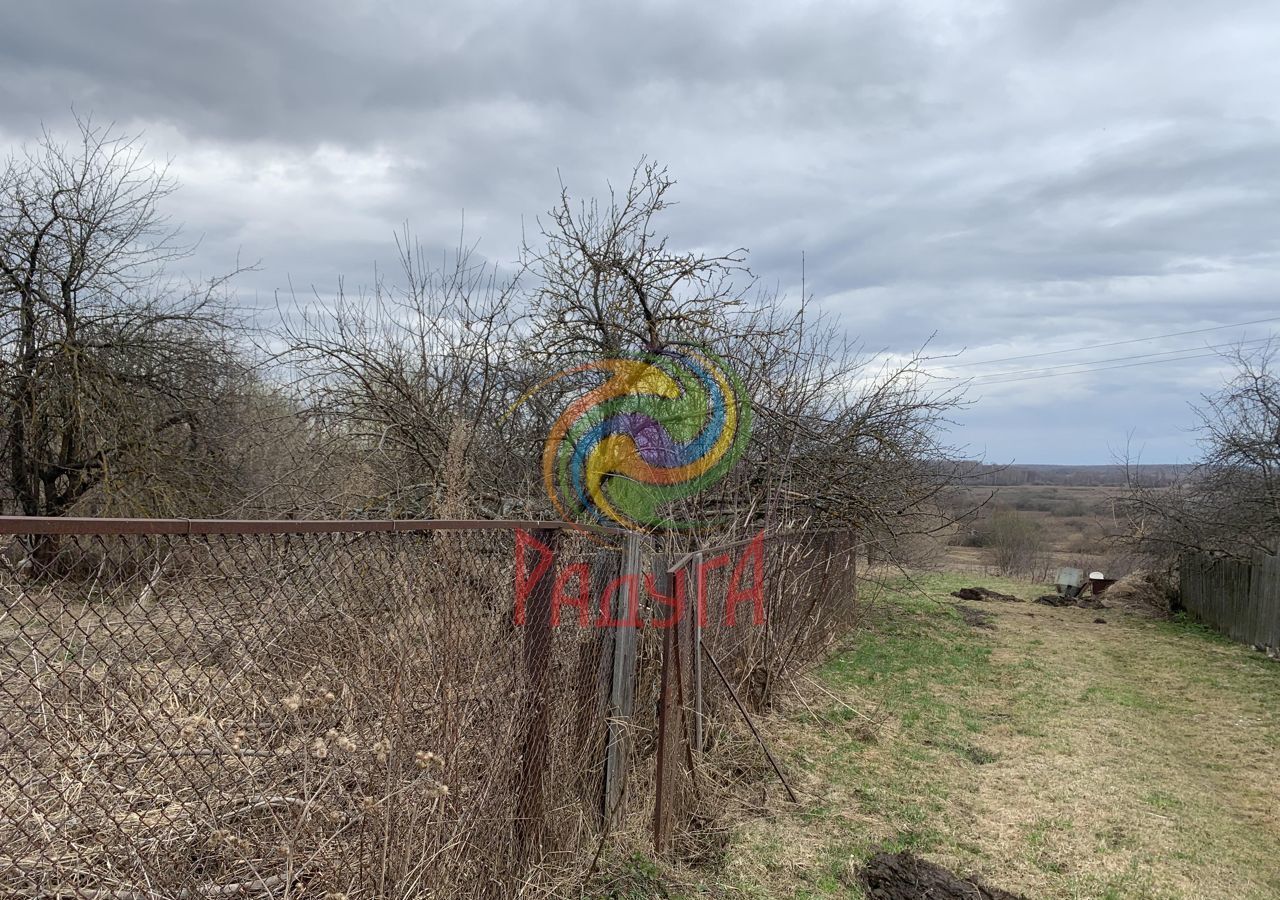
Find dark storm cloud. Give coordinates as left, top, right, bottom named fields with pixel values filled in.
left=0, top=0, right=933, bottom=143
left=1, top=0, right=1277, bottom=461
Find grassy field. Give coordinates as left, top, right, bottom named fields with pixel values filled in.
left=704, top=572, right=1280, bottom=899
left=942, top=484, right=1131, bottom=577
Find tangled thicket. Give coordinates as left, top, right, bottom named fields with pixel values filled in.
left=2, top=125, right=968, bottom=563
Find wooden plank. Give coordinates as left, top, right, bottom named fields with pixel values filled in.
left=1181, top=550, right=1280, bottom=651
left=1270, top=556, right=1280, bottom=651
left=603, top=532, right=644, bottom=828
left=1259, top=555, right=1280, bottom=651
left=1246, top=556, right=1261, bottom=645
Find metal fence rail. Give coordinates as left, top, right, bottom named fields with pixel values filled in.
left=0, top=517, right=858, bottom=898
left=1180, top=551, right=1280, bottom=652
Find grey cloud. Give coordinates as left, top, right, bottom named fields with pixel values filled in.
left=2, top=0, right=1277, bottom=461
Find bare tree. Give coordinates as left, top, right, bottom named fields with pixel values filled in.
left=0, top=116, right=247, bottom=521
left=523, top=162, right=973, bottom=553
left=280, top=228, right=534, bottom=517
left=715, top=302, right=970, bottom=548
left=281, top=160, right=975, bottom=557
left=982, top=508, right=1050, bottom=577
left=1126, top=341, right=1280, bottom=560
left=526, top=159, right=749, bottom=356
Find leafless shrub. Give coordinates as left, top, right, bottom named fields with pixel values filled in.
left=521, top=161, right=976, bottom=557
left=276, top=160, right=977, bottom=566
left=278, top=227, right=539, bottom=518
left=982, top=508, right=1050, bottom=578
left=1125, top=341, right=1280, bottom=562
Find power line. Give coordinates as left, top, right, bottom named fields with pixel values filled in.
left=948, top=314, right=1280, bottom=369
left=973, top=347, right=1247, bottom=387
left=968, top=336, right=1273, bottom=382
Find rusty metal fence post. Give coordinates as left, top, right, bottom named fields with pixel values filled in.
left=602, top=532, right=644, bottom=828
left=692, top=550, right=705, bottom=753
left=652, top=554, right=676, bottom=853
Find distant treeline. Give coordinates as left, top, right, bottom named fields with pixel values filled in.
left=952, top=463, right=1192, bottom=488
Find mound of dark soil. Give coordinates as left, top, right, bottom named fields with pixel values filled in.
left=859, top=851, right=1027, bottom=900
left=956, top=606, right=995, bottom=629
left=950, top=587, right=1021, bottom=603
left=1034, top=593, right=1105, bottom=610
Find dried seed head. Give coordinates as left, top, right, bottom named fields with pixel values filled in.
left=371, top=737, right=391, bottom=761
left=310, top=737, right=329, bottom=759
left=281, top=693, right=302, bottom=713
left=178, top=714, right=212, bottom=739
left=211, top=828, right=251, bottom=853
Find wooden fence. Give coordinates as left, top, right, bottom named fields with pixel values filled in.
left=1179, top=551, right=1280, bottom=651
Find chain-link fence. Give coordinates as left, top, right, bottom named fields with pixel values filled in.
left=0, top=518, right=858, bottom=897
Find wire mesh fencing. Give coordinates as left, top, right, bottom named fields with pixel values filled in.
left=0, top=518, right=859, bottom=898
left=0, top=521, right=618, bottom=898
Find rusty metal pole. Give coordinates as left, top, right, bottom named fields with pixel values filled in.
left=700, top=638, right=799, bottom=803
left=692, top=551, right=704, bottom=753
left=652, top=553, right=676, bottom=855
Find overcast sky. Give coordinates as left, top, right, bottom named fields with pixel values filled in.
left=2, top=0, right=1277, bottom=464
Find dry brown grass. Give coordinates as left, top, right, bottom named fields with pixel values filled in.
left=1, top=528, right=864, bottom=899
left=944, top=484, right=1139, bottom=580
left=0, top=532, right=610, bottom=898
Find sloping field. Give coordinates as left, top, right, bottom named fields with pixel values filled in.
left=717, top=573, right=1280, bottom=899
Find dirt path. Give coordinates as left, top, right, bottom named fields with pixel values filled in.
left=717, top=573, right=1280, bottom=899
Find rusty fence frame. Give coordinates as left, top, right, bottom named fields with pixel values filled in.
left=0, top=515, right=641, bottom=894
left=0, top=515, right=855, bottom=878
left=0, top=516, right=614, bottom=536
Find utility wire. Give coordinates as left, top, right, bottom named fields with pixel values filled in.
left=972, top=347, right=1249, bottom=387
left=948, top=314, right=1280, bottom=369
left=968, top=336, right=1273, bottom=382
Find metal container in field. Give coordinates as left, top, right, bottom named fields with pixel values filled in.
left=1055, top=566, right=1085, bottom=597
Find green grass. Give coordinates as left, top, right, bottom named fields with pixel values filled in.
left=710, top=571, right=1280, bottom=899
